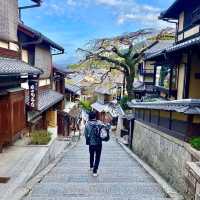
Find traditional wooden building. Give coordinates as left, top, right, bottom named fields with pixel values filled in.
left=17, top=23, right=65, bottom=132
left=134, top=40, right=174, bottom=100
left=0, top=58, right=42, bottom=150
left=65, top=84, right=81, bottom=102
left=91, top=87, right=124, bottom=125
left=0, top=0, right=44, bottom=150
left=53, top=67, right=68, bottom=95
left=129, top=0, right=200, bottom=141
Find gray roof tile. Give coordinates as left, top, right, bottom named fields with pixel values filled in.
left=145, top=40, right=174, bottom=60
left=166, top=35, right=200, bottom=53
left=95, top=87, right=112, bottom=95
left=26, top=89, right=64, bottom=112
left=128, top=99, right=200, bottom=115
left=65, top=84, right=81, bottom=95
left=0, top=57, right=42, bottom=75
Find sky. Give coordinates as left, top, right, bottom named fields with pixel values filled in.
left=19, top=0, right=175, bottom=67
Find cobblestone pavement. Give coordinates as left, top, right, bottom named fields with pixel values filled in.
left=24, top=137, right=171, bottom=200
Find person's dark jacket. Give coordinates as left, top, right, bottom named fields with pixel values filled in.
left=84, top=120, right=102, bottom=146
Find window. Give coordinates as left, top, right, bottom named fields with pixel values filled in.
left=156, top=66, right=177, bottom=89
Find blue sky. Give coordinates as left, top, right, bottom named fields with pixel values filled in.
left=19, top=0, right=175, bottom=67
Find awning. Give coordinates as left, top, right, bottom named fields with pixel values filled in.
left=0, top=57, right=42, bottom=76
left=128, top=99, right=200, bottom=115
left=26, top=89, right=64, bottom=112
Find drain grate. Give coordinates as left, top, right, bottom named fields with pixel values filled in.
left=0, top=177, right=10, bottom=183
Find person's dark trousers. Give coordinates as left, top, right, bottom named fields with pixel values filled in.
left=89, top=145, right=102, bottom=173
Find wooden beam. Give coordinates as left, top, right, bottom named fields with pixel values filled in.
left=169, top=65, right=173, bottom=99
left=169, top=111, right=172, bottom=130
left=184, top=51, right=192, bottom=99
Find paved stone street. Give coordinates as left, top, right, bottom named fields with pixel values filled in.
left=24, top=137, right=171, bottom=200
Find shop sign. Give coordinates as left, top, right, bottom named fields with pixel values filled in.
left=29, top=79, right=39, bottom=110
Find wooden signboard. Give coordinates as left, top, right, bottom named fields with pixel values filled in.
left=28, top=77, right=39, bottom=110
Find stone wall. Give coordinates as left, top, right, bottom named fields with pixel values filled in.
left=132, top=120, right=200, bottom=197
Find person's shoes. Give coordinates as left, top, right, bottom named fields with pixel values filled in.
left=93, top=173, right=98, bottom=177
left=89, top=168, right=93, bottom=172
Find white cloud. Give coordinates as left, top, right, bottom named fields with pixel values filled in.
left=96, top=0, right=122, bottom=6
left=42, top=0, right=172, bottom=28
left=66, top=0, right=77, bottom=6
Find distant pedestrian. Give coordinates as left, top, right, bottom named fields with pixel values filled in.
left=84, top=111, right=110, bottom=177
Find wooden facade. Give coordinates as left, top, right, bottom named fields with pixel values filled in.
left=17, top=24, right=65, bottom=134
left=0, top=89, right=26, bottom=149
left=130, top=0, right=200, bottom=142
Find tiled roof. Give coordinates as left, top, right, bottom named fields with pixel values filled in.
left=95, top=87, right=112, bottom=95
left=0, top=57, right=42, bottom=75
left=65, top=84, right=81, bottom=95
left=145, top=35, right=200, bottom=60
left=133, top=81, right=155, bottom=93
left=145, top=40, right=174, bottom=57
left=26, top=89, right=64, bottom=112
left=159, top=0, right=185, bottom=20
left=18, top=23, right=64, bottom=52
left=166, top=36, right=200, bottom=53
left=128, top=99, right=200, bottom=115
left=91, top=102, right=108, bottom=113
left=145, top=40, right=174, bottom=60
left=91, top=102, right=124, bottom=117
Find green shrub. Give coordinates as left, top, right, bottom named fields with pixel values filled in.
left=189, top=137, right=200, bottom=150
left=30, top=130, right=52, bottom=145
left=80, top=100, right=92, bottom=111
left=120, top=96, right=129, bottom=110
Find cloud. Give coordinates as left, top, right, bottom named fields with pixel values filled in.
left=96, top=0, right=122, bottom=6
left=66, top=0, right=77, bottom=6
left=41, top=0, right=166, bottom=28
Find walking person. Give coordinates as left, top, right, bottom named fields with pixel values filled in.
left=84, top=111, right=110, bottom=177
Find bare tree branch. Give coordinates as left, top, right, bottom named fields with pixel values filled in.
left=77, top=48, right=130, bottom=74
left=76, top=27, right=175, bottom=99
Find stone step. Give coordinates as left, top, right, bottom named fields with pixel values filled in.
left=24, top=137, right=171, bottom=200
left=58, top=161, right=139, bottom=167
left=42, top=173, right=155, bottom=183
left=50, top=167, right=151, bottom=176
left=31, top=182, right=167, bottom=197
left=25, top=196, right=171, bottom=200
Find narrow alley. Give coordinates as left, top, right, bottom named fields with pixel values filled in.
left=24, top=137, right=170, bottom=200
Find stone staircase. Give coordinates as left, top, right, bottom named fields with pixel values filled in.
left=24, top=137, right=172, bottom=200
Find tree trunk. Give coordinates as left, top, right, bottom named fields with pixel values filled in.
left=125, top=75, right=134, bottom=100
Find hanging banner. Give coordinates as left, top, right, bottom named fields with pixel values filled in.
left=28, top=78, right=39, bottom=110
